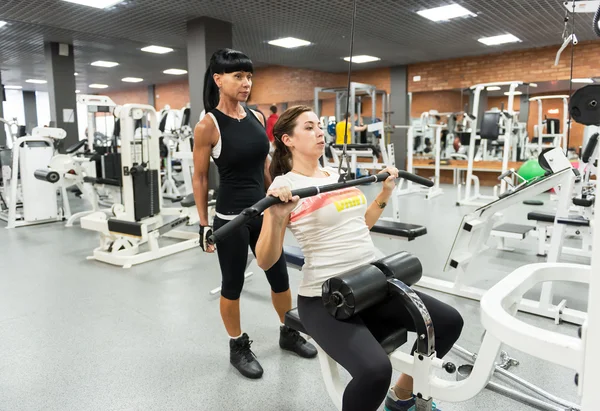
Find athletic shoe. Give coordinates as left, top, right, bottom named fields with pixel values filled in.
left=279, top=325, right=318, bottom=358
left=229, top=333, right=264, bottom=379
left=384, top=387, right=441, bottom=411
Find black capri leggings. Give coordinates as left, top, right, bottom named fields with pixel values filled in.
left=297, top=290, right=464, bottom=411
left=213, top=215, right=290, bottom=300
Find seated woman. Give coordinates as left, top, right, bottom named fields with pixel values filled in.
left=255, top=105, right=464, bottom=411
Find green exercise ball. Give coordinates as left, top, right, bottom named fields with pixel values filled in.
left=518, top=159, right=546, bottom=181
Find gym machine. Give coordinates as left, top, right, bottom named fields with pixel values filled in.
left=80, top=104, right=199, bottom=268
left=457, top=81, right=530, bottom=206
left=0, top=126, right=70, bottom=228
left=529, top=95, right=569, bottom=156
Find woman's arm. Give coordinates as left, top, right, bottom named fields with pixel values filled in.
left=364, top=190, right=392, bottom=229
left=364, top=167, right=398, bottom=229
left=192, top=119, right=217, bottom=227
left=256, top=209, right=289, bottom=270
left=264, top=155, right=273, bottom=191
left=256, top=185, right=298, bottom=270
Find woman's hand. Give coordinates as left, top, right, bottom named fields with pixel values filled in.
left=381, top=166, right=399, bottom=195
left=267, top=186, right=299, bottom=220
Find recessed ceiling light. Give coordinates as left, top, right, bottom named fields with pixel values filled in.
left=74, top=72, right=79, bottom=76
left=4, top=85, right=22, bottom=90
left=572, top=78, right=594, bottom=83
left=61, top=0, right=124, bottom=9
left=478, top=34, right=521, bottom=46
left=163, top=69, right=188, bottom=75
left=530, top=83, right=538, bottom=87
left=548, top=109, right=560, bottom=114
left=343, top=55, right=381, bottom=63
left=26, top=79, right=47, bottom=84
left=267, top=37, right=311, bottom=49
left=89, top=84, right=109, bottom=89
left=91, top=60, right=119, bottom=68
left=504, top=91, right=523, bottom=96
left=413, top=75, right=422, bottom=82
left=141, top=45, right=174, bottom=54
left=0, top=21, right=7, bottom=28
left=417, top=4, right=475, bottom=22
left=487, top=86, right=501, bottom=91
left=122, top=77, right=143, bottom=83
left=75, top=90, right=81, bottom=93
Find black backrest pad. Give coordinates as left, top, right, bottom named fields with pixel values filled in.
left=547, top=118, right=560, bottom=134
left=582, top=133, right=598, bottom=164
left=371, top=251, right=422, bottom=286
left=480, top=112, right=501, bottom=140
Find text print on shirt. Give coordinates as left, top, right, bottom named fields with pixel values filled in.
left=290, top=187, right=366, bottom=223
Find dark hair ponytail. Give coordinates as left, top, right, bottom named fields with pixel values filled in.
left=269, top=105, right=313, bottom=180
left=202, top=48, right=254, bottom=112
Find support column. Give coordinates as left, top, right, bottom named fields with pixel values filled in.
left=390, top=66, right=409, bottom=169
left=45, top=42, right=78, bottom=151
left=187, top=17, right=233, bottom=125
left=0, top=72, right=6, bottom=146
left=519, top=94, right=530, bottom=123
left=148, top=85, right=156, bottom=107
left=23, top=91, right=38, bottom=134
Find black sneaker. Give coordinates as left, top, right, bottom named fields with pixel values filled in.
left=229, top=333, right=264, bottom=379
left=279, top=325, right=318, bottom=358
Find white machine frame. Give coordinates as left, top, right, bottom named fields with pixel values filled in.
left=458, top=81, right=524, bottom=207
left=77, top=94, right=117, bottom=152
left=1, top=127, right=70, bottom=229
left=529, top=95, right=569, bottom=154
left=419, top=149, right=587, bottom=324
left=80, top=104, right=199, bottom=268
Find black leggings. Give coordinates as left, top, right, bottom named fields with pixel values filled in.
left=297, top=290, right=464, bottom=411
left=213, top=215, right=290, bottom=300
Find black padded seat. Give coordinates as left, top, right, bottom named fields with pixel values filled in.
left=528, top=211, right=590, bottom=227
left=371, top=220, right=427, bottom=240
left=284, top=308, right=408, bottom=355
left=556, top=216, right=590, bottom=227
left=180, top=193, right=195, bottom=208
left=65, top=139, right=88, bottom=154
left=83, top=176, right=121, bottom=187
left=573, top=197, right=595, bottom=207
left=527, top=212, right=555, bottom=223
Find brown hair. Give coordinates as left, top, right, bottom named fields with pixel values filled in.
left=269, top=105, right=313, bottom=180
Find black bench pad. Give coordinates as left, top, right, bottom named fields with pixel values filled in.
left=65, top=139, right=88, bottom=154
left=528, top=211, right=590, bottom=227
left=83, top=176, right=121, bottom=187
left=284, top=308, right=408, bottom=355
left=371, top=220, right=427, bottom=240
left=283, top=245, right=305, bottom=268
left=527, top=212, right=555, bottom=223
left=181, top=193, right=195, bottom=208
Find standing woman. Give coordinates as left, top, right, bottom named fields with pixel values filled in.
left=192, top=49, right=316, bottom=379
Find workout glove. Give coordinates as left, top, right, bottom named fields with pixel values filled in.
left=199, top=225, right=213, bottom=251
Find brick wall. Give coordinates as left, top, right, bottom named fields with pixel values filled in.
left=105, top=87, right=148, bottom=105
left=408, top=41, right=600, bottom=92
left=155, top=80, right=190, bottom=110
left=410, top=90, right=465, bottom=118
left=248, top=66, right=390, bottom=119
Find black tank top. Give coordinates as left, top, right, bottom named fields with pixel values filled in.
left=211, top=106, right=270, bottom=216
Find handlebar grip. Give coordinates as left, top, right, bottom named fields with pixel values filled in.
left=398, top=171, right=433, bottom=187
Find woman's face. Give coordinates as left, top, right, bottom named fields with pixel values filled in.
left=284, top=111, right=325, bottom=159
left=214, top=71, right=252, bottom=102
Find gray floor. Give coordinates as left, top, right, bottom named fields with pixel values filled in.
left=0, top=184, right=585, bottom=411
